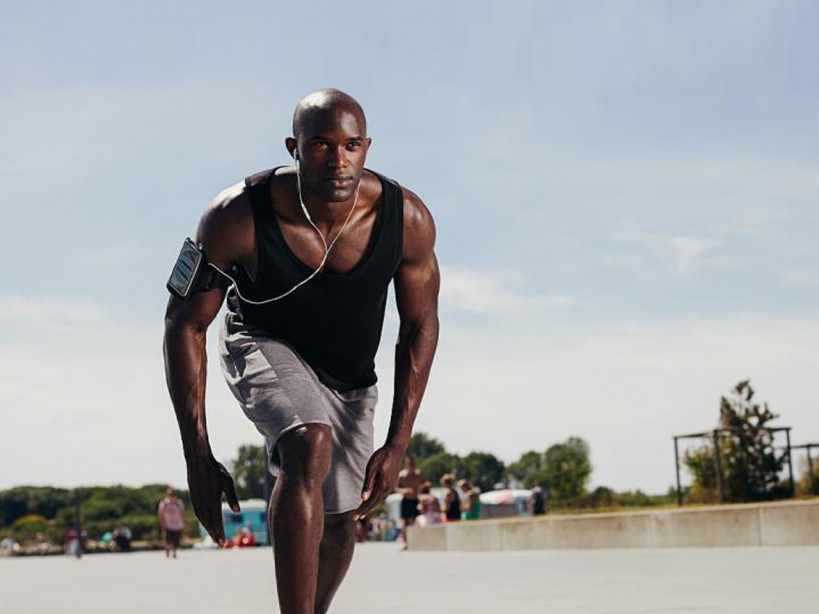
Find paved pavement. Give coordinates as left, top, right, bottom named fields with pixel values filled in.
left=2, top=543, right=818, bottom=613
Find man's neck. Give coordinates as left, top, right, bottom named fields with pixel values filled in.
left=301, top=192, right=357, bottom=227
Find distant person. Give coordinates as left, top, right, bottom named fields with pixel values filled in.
left=232, top=526, right=255, bottom=548
left=458, top=479, right=481, bottom=521
left=528, top=484, right=548, bottom=516
left=157, top=486, right=186, bottom=558
left=112, top=526, right=132, bottom=552
left=396, top=456, right=426, bottom=549
left=64, top=527, right=80, bottom=557
left=416, top=483, right=442, bottom=527
left=1, top=536, right=19, bottom=554
left=440, top=474, right=461, bottom=522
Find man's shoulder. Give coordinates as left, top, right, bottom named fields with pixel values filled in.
left=195, top=179, right=255, bottom=261
left=368, top=169, right=430, bottom=223
left=205, top=180, right=251, bottom=220
left=398, top=185, right=432, bottom=226
left=394, top=184, right=436, bottom=264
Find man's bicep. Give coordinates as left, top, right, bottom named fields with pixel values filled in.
left=164, top=287, right=226, bottom=333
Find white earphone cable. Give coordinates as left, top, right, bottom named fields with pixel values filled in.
left=208, top=160, right=359, bottom=305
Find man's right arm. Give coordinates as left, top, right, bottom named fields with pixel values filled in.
left=162, top=185, right=252, bottom=545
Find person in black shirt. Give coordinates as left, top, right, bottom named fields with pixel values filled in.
left=440, top=474, right=461, bottom=522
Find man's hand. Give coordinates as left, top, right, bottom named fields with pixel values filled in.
left=186, top=455, right=240, bottom=546
left=353, top=445, right=404, bottom=520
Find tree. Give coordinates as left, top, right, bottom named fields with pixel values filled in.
left=11, top=514, right=50, bottom=544
left=406, top=432, right=446, bottom=462
left=718, top=380, right=786, bottom=502
left=683, top=445, right=719, bottom=503
left=588, top=486, right=615, bottom=508
left=461, top=452, right=506, bottom=492
left=685, top=380, right=787, bottom=503
left=417, top=452, right=464, bottom=486
left=542, top=437, right=592, bottom=507
left=231, top=444, right=267, bottom=500
left=0, top=487, right=72, bottom=527
left=507, top=450, right=544, bottom=486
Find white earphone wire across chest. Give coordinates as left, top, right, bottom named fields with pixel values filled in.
left=208, top=161, right=360, bottom=304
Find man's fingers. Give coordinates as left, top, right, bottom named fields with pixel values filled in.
left=360, top=465, right=377, bottom=502
left=195, top=493, right=225, bottom=545
left=359, top=495, right=381, bottom=518
left=199, top=504, right=218, bottom=543
left=356, top=481, right=386, bottom=519
left=222, top=472, right=241, bottom=513
left=211, top=497, right=226, bottom=545
left=354, top=482, right=377, bottom=519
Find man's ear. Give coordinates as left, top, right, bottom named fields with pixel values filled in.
left=285, top=137, right=298, bottom=159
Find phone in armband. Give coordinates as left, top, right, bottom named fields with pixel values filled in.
left=167, top=238, right=205, bottom=299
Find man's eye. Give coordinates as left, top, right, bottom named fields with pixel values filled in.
left=347, top=141, right=362, bottom=150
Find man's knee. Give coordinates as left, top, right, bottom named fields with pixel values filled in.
left=277, top=424, right=333, bottom=484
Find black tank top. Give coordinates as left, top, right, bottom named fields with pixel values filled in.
left=446, top=488, right=461, bottom=521
left=227, top=167, right=404, bottom=391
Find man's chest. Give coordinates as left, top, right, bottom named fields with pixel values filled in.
left=274, top=205, right=382, bottom=274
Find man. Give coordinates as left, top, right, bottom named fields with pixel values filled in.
left=157, top=486, right=186, bottom=558
left=395, top=455, right=425, bottom=549
left=163, top=88, right=439, bottom=614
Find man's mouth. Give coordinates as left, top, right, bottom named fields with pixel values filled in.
left=325, top=176, right=353, bottom=188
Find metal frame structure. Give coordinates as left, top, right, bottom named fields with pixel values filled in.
left=791, top=443, right=819, bottom=494
left=672, top=427, right=794, bottom=507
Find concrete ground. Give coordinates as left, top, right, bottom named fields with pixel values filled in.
left=2, top=543, right=817, bottom=613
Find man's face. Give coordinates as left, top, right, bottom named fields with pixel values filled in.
left=291, top=106, right=370, bottom=202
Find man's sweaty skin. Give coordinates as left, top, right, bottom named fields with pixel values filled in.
left=163, top=89, right=439, bottom=614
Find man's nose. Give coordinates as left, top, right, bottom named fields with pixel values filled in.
left=328, top=146, right=348, bottom=168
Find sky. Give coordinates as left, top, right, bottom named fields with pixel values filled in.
left=1, top=1, right=817, bottom=494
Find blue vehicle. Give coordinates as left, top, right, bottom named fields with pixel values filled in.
left=197, top=499, right=270, bottom=546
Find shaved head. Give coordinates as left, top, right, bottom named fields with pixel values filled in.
left=292, top=88, right=367, bottom=139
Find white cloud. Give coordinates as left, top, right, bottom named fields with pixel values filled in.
left=440, top=266, right=577, bottom=315
left=0, top=296, right=107, bottom=334
left=783, top=269, right=819, bottom=289
left=612, top=232, right=724, bottom=272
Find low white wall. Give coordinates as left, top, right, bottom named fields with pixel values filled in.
left=407, top=499, right=819, bottom=551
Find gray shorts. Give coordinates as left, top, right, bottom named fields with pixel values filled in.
left=219, top=313, right=377, bottom=514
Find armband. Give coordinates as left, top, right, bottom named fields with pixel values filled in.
left=166, top=238, right=230, bottom=299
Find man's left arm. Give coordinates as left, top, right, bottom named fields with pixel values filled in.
left=354, top=190, right=440, bottom=519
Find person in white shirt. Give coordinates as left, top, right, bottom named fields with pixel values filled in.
left=157, top=486, right=186, bottom=558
